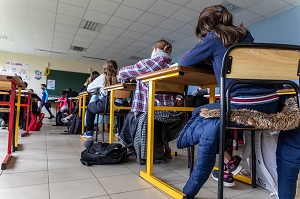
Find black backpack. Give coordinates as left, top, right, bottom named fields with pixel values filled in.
left=80, top=142, right=127, bottom=166
left=68, top=114, right=82, bottom=134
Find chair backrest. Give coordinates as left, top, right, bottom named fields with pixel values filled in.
left=222, top=43, right=300, bottom=81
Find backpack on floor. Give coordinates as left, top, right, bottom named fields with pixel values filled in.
left=68, top=114, right=82, bottom=134
left=241, top=130, right=279, bottom=199
left=80, top=142, right=127, bottom=166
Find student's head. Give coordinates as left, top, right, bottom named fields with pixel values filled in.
left=102, top=60, right=118, bottom=87
left=28, top=89, right=34, bottom=93
left=195, top=5, right=247, bottom=47
left=152, top=40, right=172, bottom=55
left=90, top=71, right=100, bottom=82
left=23, top=82, right=28, bottom=88
left=60, top=90, right=68, bottom=98
left=41, top=84, right=46, bottom=90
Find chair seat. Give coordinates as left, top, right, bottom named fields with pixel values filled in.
left=0, top=108, right=10, bottom=113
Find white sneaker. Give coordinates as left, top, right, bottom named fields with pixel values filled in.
left=61, top=115, right=72, bottom=123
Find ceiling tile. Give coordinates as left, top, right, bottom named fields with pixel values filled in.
left=56, top=14, right=82, bottom=27
left=55, top=23, right=78, bottom=34
left=114, top=5, right=144, bottom=21
left=147, top=27, right=171, bottom=37
left=72, top=41, right=90, bottom=48
left=292, top=1, right=300, bottom=6
left=88, top=0, right=119, bottom=14
left=175, top=23, right=195, bottom=36
left=84, top=10, right=111, bottom=24
left=121, top=30, right=143, bottom=40
left=107, top=16, right=134, bottom=29
left=109, top=42, right=128, bottom=50
left=283, top=0, right=300, bottom=3
left=96, top=33, right=119, bottom=42
left=59, top=0, right=90, bottom=8
left=53, top=37, right=73, bottom=45
left=51, top=53, right=67, bottom=58
left=185, top=0, right=223, bottom=11
left=172, top=41, right=192, bottom=50
left=101, top=25, right=125, bottom=36
left=77, top=29, right=99, bottom=38
left=54, top=31, right=75, bottom=39
left=248, top=0, right=288, bottom=16
left=74, top=35, right=94, bottom=43
left=92, top=39, right=111, bottom=47
left=28, top=0, right=57, bottom=12
left=233, top=10, right=260, bottom=25
left=148, top=0, right=181, bottom=17
left=246, top=16, right=266, bottom=25
left=125, top=45, right=144, bottom=53
left=33, top=34, right=53, bottom=42
left=169, top=7, right=198, bottom=23
left=181, top=35, right=198, bottom=45
left=29, top=8, right=56, bottom=22
left=131, top=40, right=149, bottom=48
left=104, top=48, right=123, bottom=54
left=51, top=48, right=68, bottom=54
left=227, top=0, right=262, bottom=8
left=137, top=12, right=166, bottom=26
left=2, top=3, right=29, bottom=17
left=114, top=37, right=135, bottom=45
left=32, top=28, right=54, bottom=37
left=88, top=44, right=107, bottom=52
left=167, top=32, right=188, bottom=42
left=52, top=43, right=71, bottom=50
left=265, top=4, right=293, bottom=17
left=138, top=34, right=159, bottom=43
left=57, top=2, right=86, bottom=18
left=128, top=22, right=153, bottom=34
left=31, top=19, right=55, bottom=30
left=165, top=0, right=192, bottom=6
left=157, top=18, right=185, bottom=31
left=122, top=0, right=156, bottom=10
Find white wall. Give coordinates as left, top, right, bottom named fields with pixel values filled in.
left=0, top=51, right=102, bottom=94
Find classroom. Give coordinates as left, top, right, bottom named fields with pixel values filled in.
left=0, top=0, right=299, bottom=199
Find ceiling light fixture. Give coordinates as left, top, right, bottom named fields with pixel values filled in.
left=36, top=49, right=66, bottom=54
left=221, top=2, right=240, bottom=13
left=79, top=20, right=104, bottom=32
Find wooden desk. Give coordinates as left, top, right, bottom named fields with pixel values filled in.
left=136, top=66, right=217, bottom=199
left=78, top=91, right=88, bottom=134
left=0, top=73, right=23, bottom=170
left=104, top=83, right=136, bottom=143
left=276, top=88, right=296, bottom=95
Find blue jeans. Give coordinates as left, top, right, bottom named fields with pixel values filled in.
left=42, top=102, right=53, bottom=117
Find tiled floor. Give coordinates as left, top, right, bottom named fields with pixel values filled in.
left=0, top=120, right=274, bottom=199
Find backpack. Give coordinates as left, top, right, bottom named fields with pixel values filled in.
left=241, top=130, right=279, bottom=199
left=68, top=114, right=82, bottom=134
left=80, top=142, right=127, bottom=166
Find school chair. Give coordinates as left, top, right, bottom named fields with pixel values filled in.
left=218, top=43, right=300, bottom=199
left=95, top=90, right=131, bottom=142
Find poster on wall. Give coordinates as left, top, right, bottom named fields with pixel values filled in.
left=47, top=79, right=55, bottom=90
left=34, top=70, right=42, bottom=80
left=0, top=66, right=8, bottom=73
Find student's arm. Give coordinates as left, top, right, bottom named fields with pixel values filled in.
left=118, top=59, right=152, bottom=81
left=87, top=75, right=104, bottom=93
left=180, top=33, right=215, bottom=67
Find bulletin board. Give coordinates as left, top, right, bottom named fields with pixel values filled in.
left=46, top=70, right=89, bottom=96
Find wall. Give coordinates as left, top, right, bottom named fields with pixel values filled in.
left=249, top=6, right=300, bottom=45
left=0, top=51, right=102, bottom=94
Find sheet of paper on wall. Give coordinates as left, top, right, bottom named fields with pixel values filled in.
left=47, top=79, right=55, bottom=90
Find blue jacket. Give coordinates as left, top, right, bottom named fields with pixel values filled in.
left=180, top=31, right=277, bottom=97
left=41, top=89, right=49, bottom=102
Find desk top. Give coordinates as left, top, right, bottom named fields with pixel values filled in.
left=69, top=97, right=79, bottom=100
left=136, top=66, right=217, bottom=87
left=0, top=72, right=23, bottom=86
left=104, top=83, right=136, bottom=91
left=79, top=91, right=89, bottom=96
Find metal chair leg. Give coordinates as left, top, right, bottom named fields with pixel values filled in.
left=102, top=114, right=105, bottom=142
left=95, top=114, right=99, bottom=142
left=251, top=130, right=257, bottom=188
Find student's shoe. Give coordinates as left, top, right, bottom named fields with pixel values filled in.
left=61, top=115, right=72, bottom=123
left=211, top=170, right=236, bottom=187
left=49, top=115, right=54, bottom=119
left=226, top=156, right=243, bottom=176
left=80, top=131, right=93, bottom=139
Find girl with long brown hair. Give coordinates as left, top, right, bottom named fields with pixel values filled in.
left=178, top=5, right=281, bottom=199
left=81, top=60, right=119, bottom=139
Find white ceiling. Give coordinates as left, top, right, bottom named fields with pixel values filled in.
left=0, top=0, right=299, bottom=65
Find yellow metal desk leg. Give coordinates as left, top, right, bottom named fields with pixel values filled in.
left=109, top=90, right=115, bottom=144
left=78, top=96, right=82, bottom=117
left=14, top=87, right=22, bottom=151
left=208, top=86, right=215, bottom=104
left=81, top=95, right=87, bottom=134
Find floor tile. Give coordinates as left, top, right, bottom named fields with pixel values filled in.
left=0, top=184, right=49, bottom=199
left=48, top=167, right=94, bottom=183
left=229, top=189, right=271, bottom=198
left=110, top=188, right=169, bottom=199
left=48, top=158, right=83, bottom=170
left=4, top=159, right=47, bottom=173
left=0, top=170, right=48, bottom=188
left=171, top=183, right=218, bottom=199
left=47, top=151, right=80, bottom=160
left=98, top=173, right=152, bottom=194
left=153, top=171, right=188, bottom=185
left=90, top=164, right=134, bottom=178
left=49, top=178, right=107, bottom=199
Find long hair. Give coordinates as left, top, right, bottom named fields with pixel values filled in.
left=103, top=60, right=118, bottom=87
left=153, top=39, right=172, bottom=55
left=90, top=71, right=100, bottom=82
left=195, top=5, right=247, bottom=47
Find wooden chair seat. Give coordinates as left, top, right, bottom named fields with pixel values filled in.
left=0, top=108, right=10, bottom=113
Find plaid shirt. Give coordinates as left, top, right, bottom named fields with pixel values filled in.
left=119, top=56, right=175, bottom=114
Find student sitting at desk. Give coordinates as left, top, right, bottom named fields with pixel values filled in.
left=176, top=5, right=287, bottom=199
left=81, top=60, right=124, bottom=139
left=118, top=39, right=184, bottom=164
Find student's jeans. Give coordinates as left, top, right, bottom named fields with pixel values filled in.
left=41, top=102, right=53, bottom=117
left=85, top=98, right=106, bottom=132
